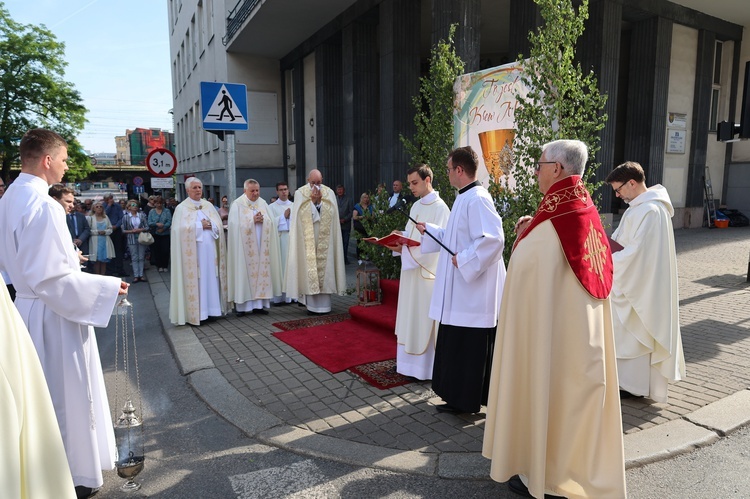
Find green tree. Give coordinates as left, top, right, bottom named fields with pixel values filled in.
left=493, top=0, right=607, bottom=261
left=401, top=24, right=464, bottom=208
left=0, top=2, right=89, bottom=181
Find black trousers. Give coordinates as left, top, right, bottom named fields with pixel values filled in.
left=151, top=234, right=170, bottom=269
left=431, top=323, right=496, bottom=413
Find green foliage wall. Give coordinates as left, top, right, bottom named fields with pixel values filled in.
left=493, top=0, right=607, bottom=262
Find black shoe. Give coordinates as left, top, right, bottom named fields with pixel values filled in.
left=435, top=403, right=462, bottom=414
left=75, top=486, right=99, bottom=499
left=619, top=389, right=643, bottom=399
left=235, top=311, right=246, bottom=317
left=507, top=475, right=565, bottom=498
left=253, top=308, right=269, bottom=315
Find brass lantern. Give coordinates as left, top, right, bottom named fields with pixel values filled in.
left=356, top=261, right=381, bottom=306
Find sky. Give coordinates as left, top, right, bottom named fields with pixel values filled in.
left=5, top=0, right=173, bottom=154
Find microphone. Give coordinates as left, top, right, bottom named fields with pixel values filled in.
left=386, top=197, right=408, bottom=214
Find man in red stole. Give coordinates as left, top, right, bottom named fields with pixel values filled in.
left=482, top=140, right=626, bottom=498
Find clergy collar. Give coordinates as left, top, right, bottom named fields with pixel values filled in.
left=188, top=198, right=203, bottom=207
left=458, top=180, right=481, bottom=194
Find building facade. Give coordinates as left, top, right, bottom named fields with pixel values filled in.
left=168, top=0, right=749, bottom=224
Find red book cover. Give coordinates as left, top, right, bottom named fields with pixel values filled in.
left=608, top=236, right=624, bottom=253
left=363, top=233, right=420, bottom=248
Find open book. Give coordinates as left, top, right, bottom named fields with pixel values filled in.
left=363, top=233, right=420, bottom=248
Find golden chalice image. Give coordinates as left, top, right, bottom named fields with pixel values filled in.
left=478, top=129, right=515, bottom=183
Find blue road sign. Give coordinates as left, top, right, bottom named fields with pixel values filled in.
left=200, top=82, right=249, bottom=131
left=133, top=185, right=145, bottom=195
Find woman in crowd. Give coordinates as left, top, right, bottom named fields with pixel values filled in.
left=122, top=199, right=150, bottom=283
left=148, top=196, right=172, bottom=272
left=353, top=192, right=374, bottom=259
left=218, top=195, right=229, bottom=223
left=86, top=201, right=115, bottom=275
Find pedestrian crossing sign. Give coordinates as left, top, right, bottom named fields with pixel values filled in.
left=200, top=81, right=249, bottom=131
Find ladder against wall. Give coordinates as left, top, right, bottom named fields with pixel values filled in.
left=703, top=166, right=717, bottom=228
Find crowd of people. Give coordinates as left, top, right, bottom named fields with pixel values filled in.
left=1, top=128, right=687, bottom=499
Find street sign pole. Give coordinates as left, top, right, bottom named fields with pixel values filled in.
left=226, top=131, right=236, bottom=204
left=200, top=81, right=248, bottom=205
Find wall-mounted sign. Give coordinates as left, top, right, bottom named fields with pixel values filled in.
left=667, top=112, right=687, bottom=129
left=666, top=129, right=686, bottom=154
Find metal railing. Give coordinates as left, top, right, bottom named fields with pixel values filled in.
left=222, top=0, right=261, bottom=46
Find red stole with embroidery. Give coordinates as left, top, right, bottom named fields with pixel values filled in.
left=514, top=175, right=613, bottom=299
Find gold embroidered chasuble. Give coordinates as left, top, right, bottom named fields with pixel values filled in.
left=169, top=198, right=228, bottom=325
left=285, top=183, right=346, bottom=298
left=227, top=195, right=282, bottom=304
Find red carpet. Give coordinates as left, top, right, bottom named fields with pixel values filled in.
left=273, top=318, right=396, bottom=373
left=271, top=280, right=409, bottom=384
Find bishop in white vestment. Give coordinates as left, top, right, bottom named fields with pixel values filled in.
left=390, top=165, right=450, bottom=380
left=607, top=162, right=685, bottom=402
left=0, top=129, right=127, bottom=493
left=285, top=169, right=346, bottom=313
left=170, top=177, right=228, bottom=325
left=227, top=179, right=282, bottom=314
left=268, top=182, right=294, bottom=304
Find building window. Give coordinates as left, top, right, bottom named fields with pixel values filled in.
left=709, top=40, right=723, bottom=132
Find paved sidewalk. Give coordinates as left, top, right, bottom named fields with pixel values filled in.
left=145, top=226, right=750, bottom=479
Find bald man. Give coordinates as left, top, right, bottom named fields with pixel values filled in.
left=285, top=169, right=346, bottom=314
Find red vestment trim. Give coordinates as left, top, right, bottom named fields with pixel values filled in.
left=514, top=175, right=613, bottom=299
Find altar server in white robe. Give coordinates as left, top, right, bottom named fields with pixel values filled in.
left=285, top=169, right=346, bottom=314
left=227, top=179, right=282, bottom=315
left=417, top=146, right=506, bottom=414
left=0, top=273, right=76, bottom=499
left=388, top=164, right=450, bottom=380
left=606, top=161, right=685, bottom=402
left=170, top=177, right=228, bottom=325
left=268, top=181, right=294, bottom=304
left=0, top=128, right=128, bottom=497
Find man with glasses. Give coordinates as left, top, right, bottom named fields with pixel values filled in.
left=606, top=161, right=685, bottom=402
left=483, top=139, right=625, bottom=499
left=416, top=146, right=506, bottom=415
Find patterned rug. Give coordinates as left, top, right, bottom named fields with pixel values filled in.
left=272, top=313, right=350, bottom=331
left=348, top=359, right=412, bottom=390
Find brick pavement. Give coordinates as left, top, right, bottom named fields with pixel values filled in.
left=158, top=225, right=750, bottom=454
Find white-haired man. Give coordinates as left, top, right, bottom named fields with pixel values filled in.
left=483, top=139, right=626, bottom=498
left=170, top=177, right=228, bottom=325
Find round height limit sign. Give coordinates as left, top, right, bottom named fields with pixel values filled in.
left=146, top=148, right=177, bottom=177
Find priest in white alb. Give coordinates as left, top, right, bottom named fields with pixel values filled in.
left=416, top=147, right=506, bottom=414
left=387, top=164, right=450, bottom=380
left=170, top=176, right=228, bottom=325
left=285, top=169, right=346, bottom=314
left=268, top=181, right=294, bottom=304
left=606, top=161, right=685, bottom=402
left=227, top=179, right=282, bottom=315
left=0, top=129, right=128, bottom=499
